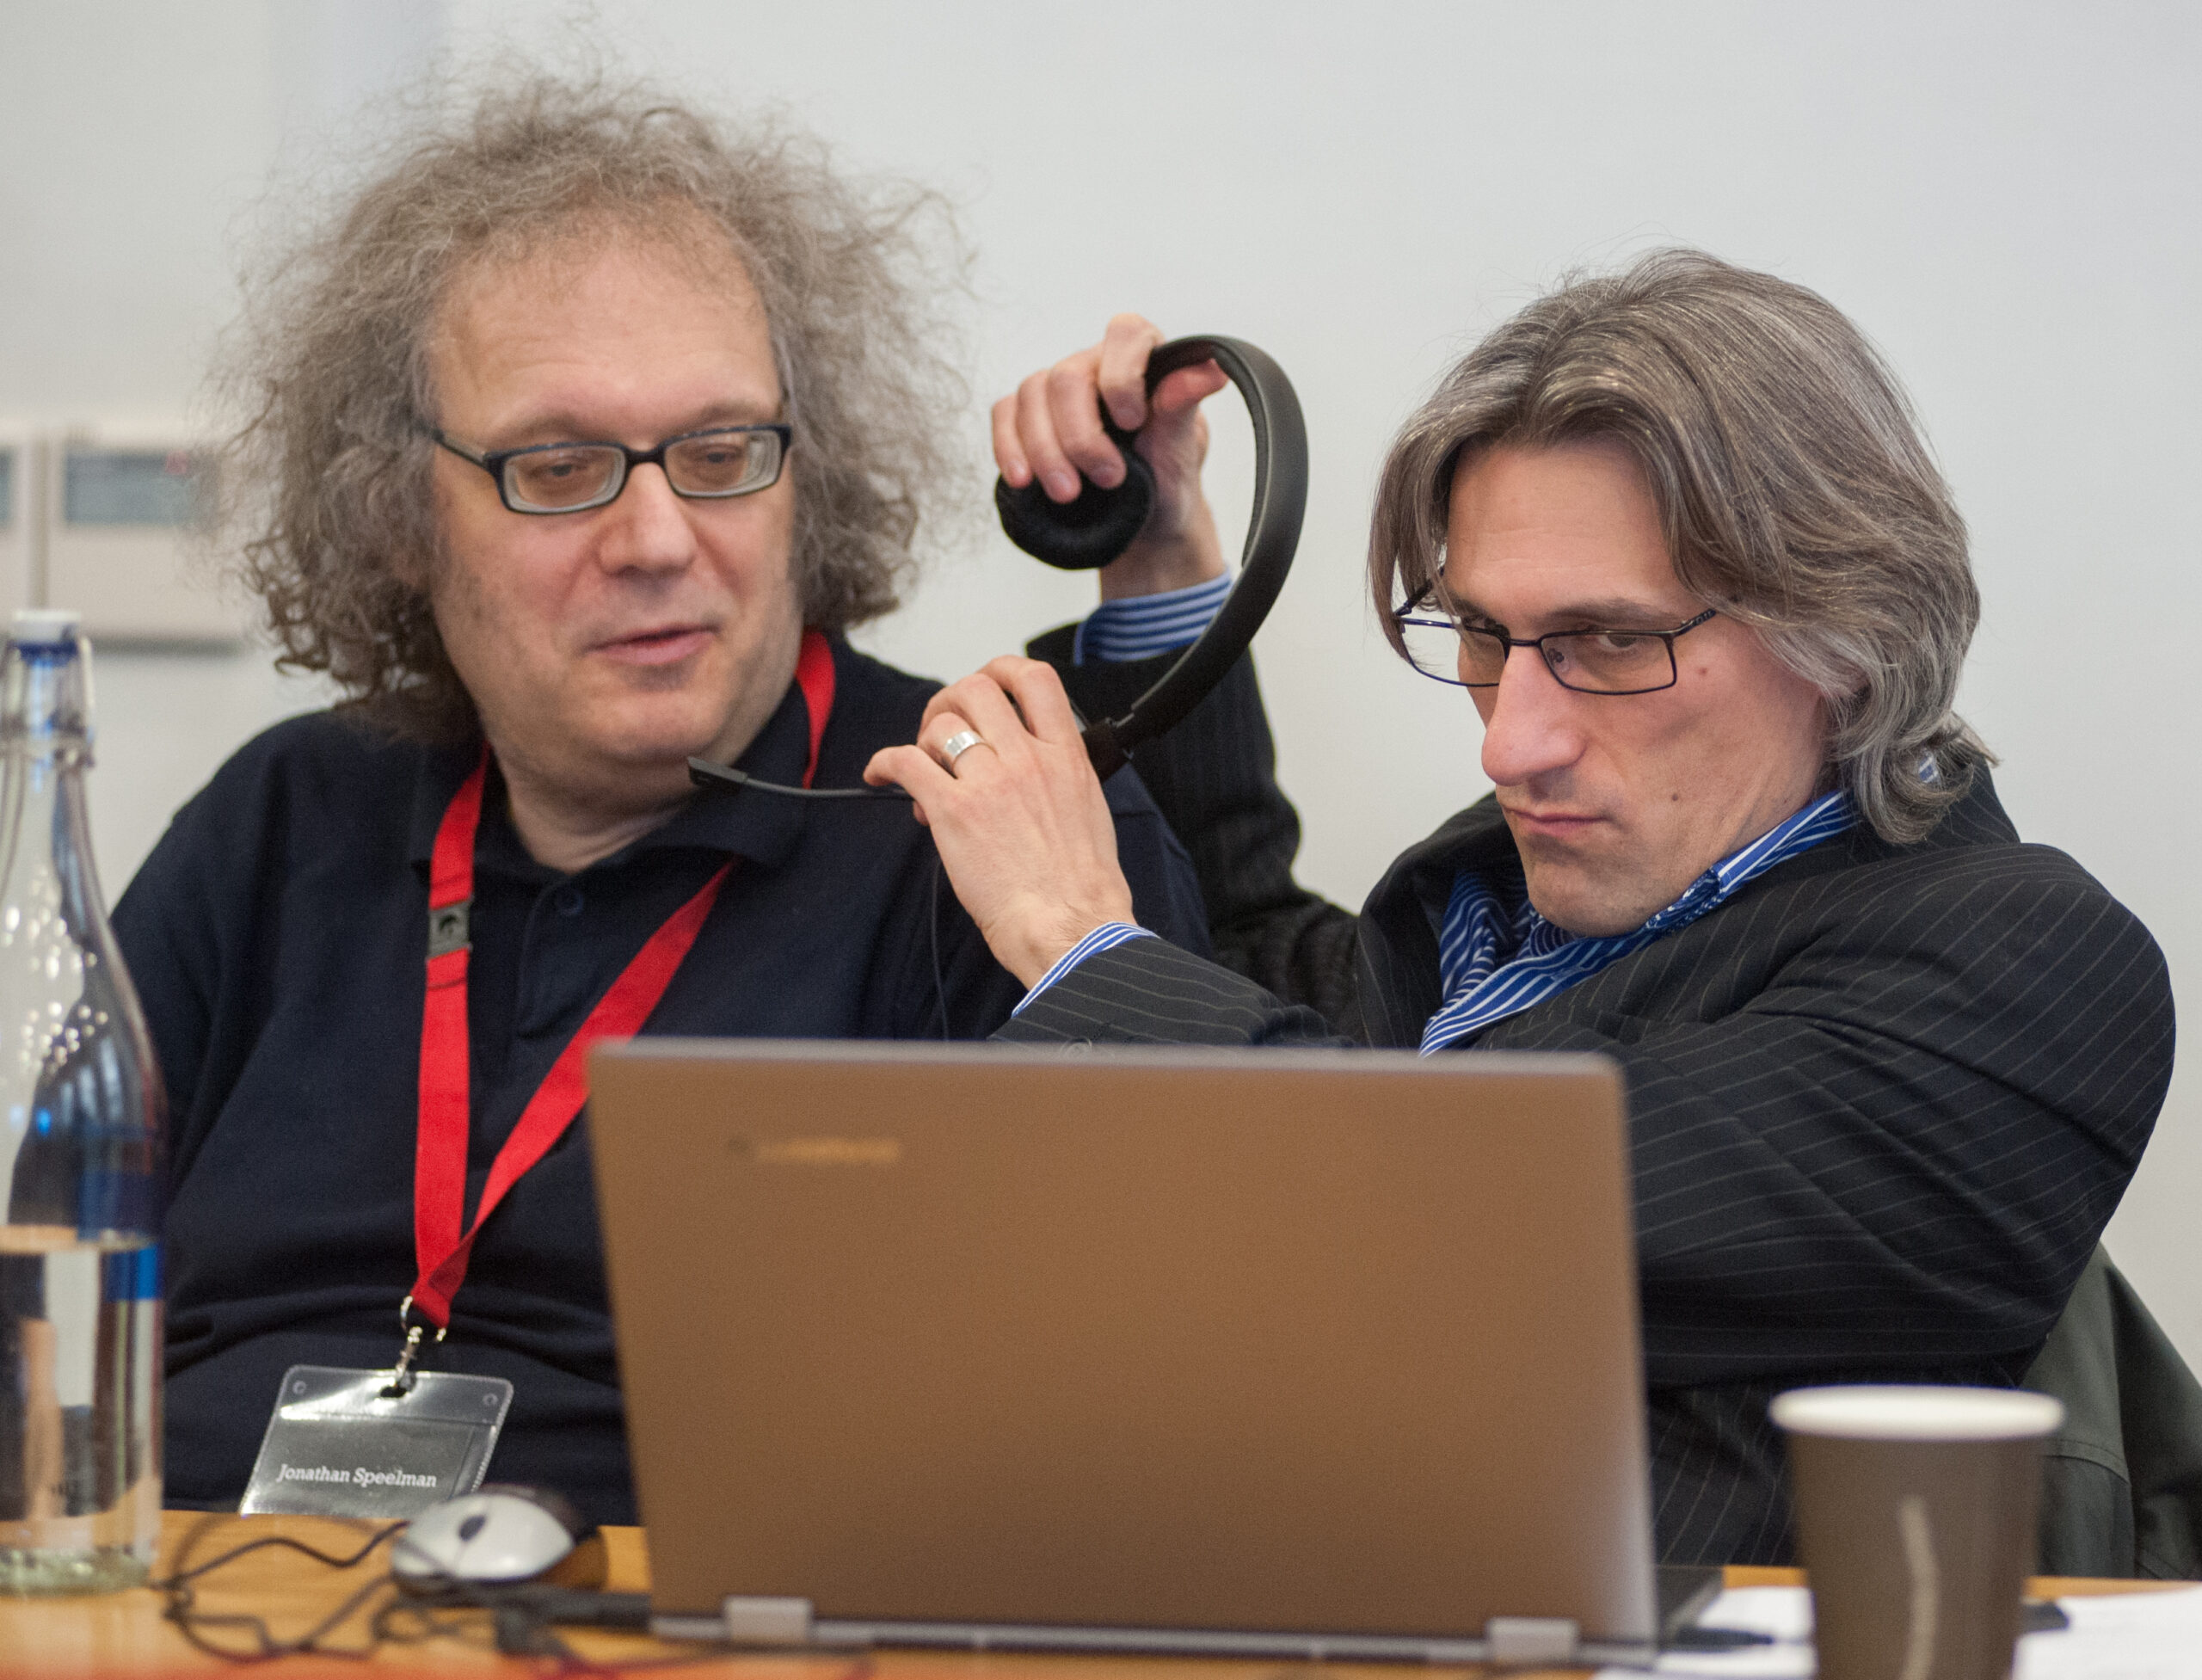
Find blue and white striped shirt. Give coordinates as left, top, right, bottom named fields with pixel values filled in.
left=1417, top=789, right=1855, bottom=1052
left=1012, top=920, right=1159, bottom=1017
left=1073, top=572, right=1233, bottom=665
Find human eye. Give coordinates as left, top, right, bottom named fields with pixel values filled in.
left=668, top=430, right=769, bottom=494
left=506, top=446, right=618, bottom=508
left=1547, top=625, right=1671, bottom=691
left=531, top=451, right=594, bottom=482
left=1580, top=628, right=1650, bottom=654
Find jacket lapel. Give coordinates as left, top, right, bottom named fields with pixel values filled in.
left=1352, top=773, right=2021, bottom=1049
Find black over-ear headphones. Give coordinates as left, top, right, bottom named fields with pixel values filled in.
left=993, top=335, right=1306, bottom=777
left=691, top=334, right=1304, bottom=797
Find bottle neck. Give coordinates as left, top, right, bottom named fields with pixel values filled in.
left=3, top=642, right=91, bottom=760
left=0, top=640, right=100, bottom=928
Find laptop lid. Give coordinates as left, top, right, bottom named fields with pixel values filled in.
left=588, top=1040, right=1657, bottom=1663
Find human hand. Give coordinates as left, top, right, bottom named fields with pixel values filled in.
left=864, top=658, right=1136, bottom=988
left=992, top=313, right=1231, bottom=600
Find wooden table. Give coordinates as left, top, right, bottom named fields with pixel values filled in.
left=0, top=1511, right=2183, bottom=1677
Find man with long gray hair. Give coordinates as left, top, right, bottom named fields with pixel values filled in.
left=113, top=78, right=1204, bottom=1523
left=870, top=251, right=2175, bottom=1563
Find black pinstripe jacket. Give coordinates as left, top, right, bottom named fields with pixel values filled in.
left=1022, top=636, right=2176, bottom=1565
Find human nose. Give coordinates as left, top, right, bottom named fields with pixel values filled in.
left=1476, top=643, right=1586, bottom=786
left=595, top=463, right=696, bottom=575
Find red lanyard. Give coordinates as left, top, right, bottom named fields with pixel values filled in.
left=406, top=630, right=836, bottom=1332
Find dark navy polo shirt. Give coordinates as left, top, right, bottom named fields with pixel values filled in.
left=113, top=634, right=1209, bottom=1524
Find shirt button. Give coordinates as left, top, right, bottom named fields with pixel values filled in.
left=554, top=885, right=585, bottom=917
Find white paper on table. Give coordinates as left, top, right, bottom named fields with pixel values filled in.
left=1595, top=1583, right=2202, bottom=1680
left=2014, top=1585, right=2202, bottom=1680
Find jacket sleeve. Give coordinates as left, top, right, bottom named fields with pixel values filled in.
left=1485, top=848, right=2176, bottom=1390
left=1032, top=625, right=1365, bottom=1037
left=995, top=933, right=1343, bottom=1048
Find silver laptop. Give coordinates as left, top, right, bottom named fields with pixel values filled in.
left=587, top=1040, right=1658, bottom=1666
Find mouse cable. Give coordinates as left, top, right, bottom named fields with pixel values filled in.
left=151, top=1517, right=406, bottom=1589
left=149, top=1514, right=877, bottom=1672
left=152, top=1517, right=408, bottom=1663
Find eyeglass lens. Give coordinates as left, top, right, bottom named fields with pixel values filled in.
left=502, top=429, right=784, bottom=512
left=1397, top=618, right=1677, bottom=693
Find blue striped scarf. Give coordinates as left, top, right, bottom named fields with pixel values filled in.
left=1418, top=789, right=1856, bottom=1054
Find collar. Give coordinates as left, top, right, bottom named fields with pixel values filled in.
left=1597, top=785, right=1857, bottom=943
left=1418, top=788, right=1857, bottom=1054
left=406, top=660, right=820, bottom=877
left=1375, top=766, right=2016, bottom=938
left=1355, top=772, right=2016, bottom=1050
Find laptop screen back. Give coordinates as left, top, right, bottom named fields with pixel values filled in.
left=588, top=1040, right=1655, bottom=1648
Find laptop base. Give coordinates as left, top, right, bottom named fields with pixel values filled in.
left=649, top=1602, right=1660, bottom=1667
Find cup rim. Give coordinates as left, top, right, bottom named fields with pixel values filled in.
left=1771, top=1384, right=2065, bottom=1441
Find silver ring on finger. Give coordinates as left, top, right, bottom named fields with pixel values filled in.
left=939, top=729, right=992, bottom=772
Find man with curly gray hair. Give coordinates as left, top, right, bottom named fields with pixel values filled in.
left=873, top=254, right=2174, bottom=1565
left=111, top=78, right=1204, bottom=1523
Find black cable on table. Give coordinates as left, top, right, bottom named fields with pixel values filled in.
left=148, top=1514, right=877, bottom=1673
left=152, top=1518, right=408, bottom=1662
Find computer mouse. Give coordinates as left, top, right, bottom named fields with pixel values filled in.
left=391, top=1484, right=606, bottom=1589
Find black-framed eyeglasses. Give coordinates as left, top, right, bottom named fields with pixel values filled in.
left=1391, top=589, right=1719, bottom=695
left=427, top=423, right=793, bottom=514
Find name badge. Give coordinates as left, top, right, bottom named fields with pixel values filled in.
left=240, top=1364, right=513, bottom=1519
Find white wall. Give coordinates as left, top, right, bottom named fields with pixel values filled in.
left=4, top=3, right=2194, bottom=1362
left=0, top=0, right=446, bottom=885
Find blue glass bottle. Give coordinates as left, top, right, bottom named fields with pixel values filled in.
left=0, top=610, right=165, bottom=1593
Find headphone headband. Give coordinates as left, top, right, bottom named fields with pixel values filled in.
left=993, top=335, right=1307, bottom=776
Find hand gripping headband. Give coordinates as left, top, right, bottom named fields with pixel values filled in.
left=994, top=335, right=1307, bottom=778
left=692, top=334, right=1305, bottom=797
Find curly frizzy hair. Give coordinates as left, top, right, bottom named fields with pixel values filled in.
left=212, top=74, right=967, bottom=739
left=1369, top=249, right=1991, bottom=846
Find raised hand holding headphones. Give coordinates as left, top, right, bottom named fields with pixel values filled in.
left=992, top=313, right=1233, bottom=601
left=991, top=320, right=1306, bottom=778
left=864, top=314, right=1301, bottom=983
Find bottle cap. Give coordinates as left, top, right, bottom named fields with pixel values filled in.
left=9, top=608, right=81, bottom=644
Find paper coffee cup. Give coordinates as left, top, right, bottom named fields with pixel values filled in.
left=1772, top=1386, right=2064, bottom=1680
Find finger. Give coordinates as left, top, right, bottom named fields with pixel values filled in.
left=915, top=705, right=975, bottom=757
left=1134, top=361, right=1226, bottom=487
left=1150, top=360, right=1229, bottom=416
left=1015, top=372, right=1082, bottom=503
left=1046, top=359, right=1123, bottom=489
left=921, top=671, right=1026, bottom=742
left=919, top=708, right=1007, bottom=777
left=867, top=738, right=958, bottom=790
left=991, top=393, right=1030, bottom=488
left=918, top=671, right=1015, bottom=736
left=1097, top=315, right=1166, bottom=432
left=938, top=676, right=1049, bottom=761
left=863, top=742, right=952, bottom=823
left=979, top=656, right=1085, bottom=748
left=917, top=683, right=968, bottom=734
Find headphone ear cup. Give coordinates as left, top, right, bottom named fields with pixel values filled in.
left=994, top=430, right=1157, bottom=571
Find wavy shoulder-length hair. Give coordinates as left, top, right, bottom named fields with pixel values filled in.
left=213, top=75, right=966, bottom=739
left=1369, top=249, right=1989, bottom=845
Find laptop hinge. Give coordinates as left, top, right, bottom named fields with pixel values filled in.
left=719, top=1596, right=815, bottom=1645
left=1485, top=1616, right=1579, bottom=1664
